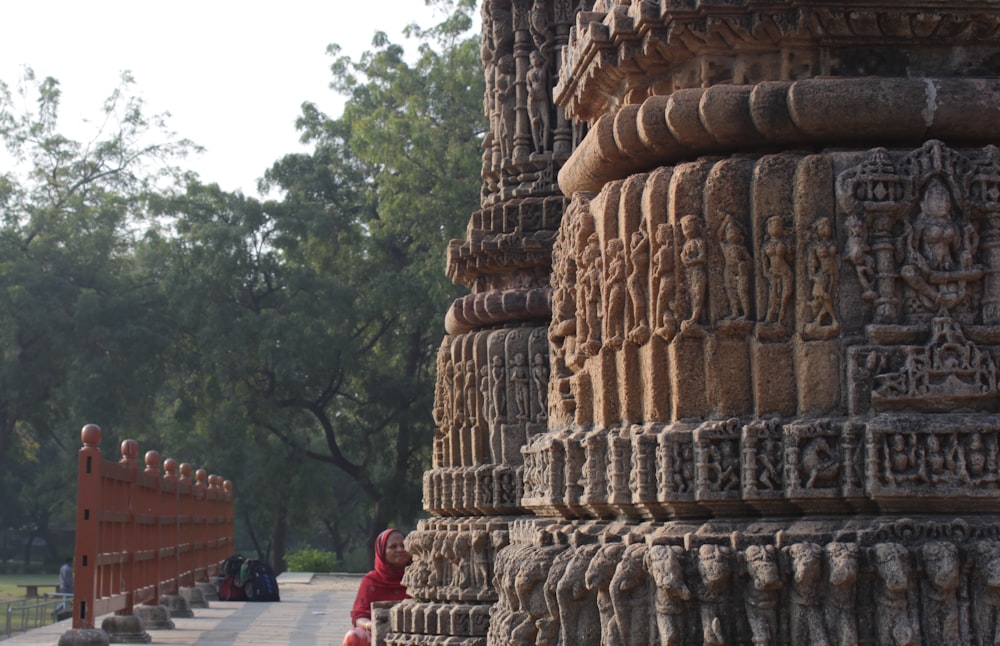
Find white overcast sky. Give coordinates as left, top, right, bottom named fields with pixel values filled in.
left=0, top=1, right=450, bottom=197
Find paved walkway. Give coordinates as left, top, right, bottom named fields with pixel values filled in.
left=2, top=574, right=362, bottom=646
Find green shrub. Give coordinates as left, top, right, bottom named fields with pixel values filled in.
left=285, top=548, right=341, bottom=573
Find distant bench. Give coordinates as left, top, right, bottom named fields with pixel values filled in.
left=16, top=584, right=59, bottom=598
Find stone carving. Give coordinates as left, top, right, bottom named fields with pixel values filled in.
left=652, top=223, right=678, bottom=341
left=680, top=214, right=708, bottom=330
left=610, top=543, right=651, bottom=645
left=696, top=543, right=732, bottom=646
left=406, top=2, right=1000, bottom=646
left=625, top=230, right=651, bottom=345
left=742, top=544, right=780, bottom=646
left=785, top=542, right=829, bottom=646
left=760, top=215, right=794, bottom=332
left=872, top=542, right=916, bottom=646
left=646, top=544, right=691, bottom=646
left=804, top=216, right=840, bottom=340
left=719, top=214, right=753, bottom=322
left=585, top=542, right=625, bottom=645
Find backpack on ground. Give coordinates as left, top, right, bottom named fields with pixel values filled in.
left=238, top=559, right=280, bottom=602
left=217, top=554, right=247, bottom=601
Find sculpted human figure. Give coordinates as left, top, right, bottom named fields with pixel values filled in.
left=825, top=542, right=859, bottom=646
left=495, top=55, right=516, bottom=162
left=872, top=542, right=916, bottom=646
left=491, top=355, right=507, bottom=425
left=805, top=217, right=840, bottom=338
left=585, top=543, right=626, bottom=646
left=610, top=543, right=651, bottom=646
left=527, top=50, right=550, bottom=155
left=471, top=531, right=492, bottom=596
left=761, top=216, right=794, bottom=326
left=885, top=433, right=918, bottom=485
left=703, top=440, right=740, bottom=492
left=626, top=229, right=651, bottom=345
left=479, top=365, right=493, bottom=428
left=580, top=233, right=603, bottom=355
left=556, top=543, right=602, bottom=643
left=920, top=541, right=960, bottom=644
left=680, top=215, right=708, bottom=330
left=652, top=223, right=678, bottom=340
left=743, top=544, right=780, bottom=646
left=646, top=544, right=691, bottom=646
left=718, top=214, right=753, bottom=321
left=510, top=353, right=530, bottom=421
left=786, top=542, right=830, bottom=646
left=531, top=353, right=549, bottom=421
left=696, top=544, right=732, bottom=646
left=603, top=238, right=627, bottom=349
left=901, top=175, right=981, bottom=312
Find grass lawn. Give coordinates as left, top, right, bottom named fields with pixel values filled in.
left=0, top=573, right=61, bottom=602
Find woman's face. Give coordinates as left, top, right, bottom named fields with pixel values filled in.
left=385, top=532, right=410, bottom=568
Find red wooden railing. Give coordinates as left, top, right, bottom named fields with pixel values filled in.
left=71, top=424, right=235, bottom=629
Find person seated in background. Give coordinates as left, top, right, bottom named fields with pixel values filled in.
left=343, top=528, right=411, bottom=645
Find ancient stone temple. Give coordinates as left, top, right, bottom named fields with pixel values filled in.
left=384, top=2, right=1000, bottom=645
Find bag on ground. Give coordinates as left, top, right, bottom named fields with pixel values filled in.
left=238, top=559, right=280, bottom=602
left=217, top=554, right=247, bottom=601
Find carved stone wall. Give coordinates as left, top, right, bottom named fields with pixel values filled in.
left=394, top=1, right=1000, bottom=645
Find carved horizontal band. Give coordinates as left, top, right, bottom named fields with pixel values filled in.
left=483, top=516, right=1000, bottom=646
left=444, top=288, right=553, bottom=335
left=520, top=413, right=1000, bottom=521
left=557, top=1, right=1000, bottom=121
left=558, top=78, right=1000, bottom=194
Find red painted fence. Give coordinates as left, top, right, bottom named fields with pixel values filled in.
left=71, top=424, right=235, bottom=629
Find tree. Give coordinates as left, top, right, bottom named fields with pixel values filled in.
left=0, top=69, right=198, bottom=568
left=147, top=0, right=485, bottom=560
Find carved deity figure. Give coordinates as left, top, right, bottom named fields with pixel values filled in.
left=603, top=238, right=627, bottom=349
left=646, top=544, right=691, bottom=646
left=480, top=365, right=493, bottom=429
left=696, top=544, right=732, bottom=646
left=825, top=542, right=859, bottom=646
left=805, top=217, right=841, bottom=339
left=495, top=55, right=516, bottom=163
left=872, top=542, right=916, bottom=646
left=719, top=214, right=753, bottom=321
left=626, top=229, right=651, bottom=344
left=920, top=433, right=958, bottom=484
left=901, top=176, right=982, bottom=313
left=680, top=215, right=708, bottom=330
left=585, top=543, right=626, bottom=646
left=527, top=50, right=550, bottom=155
left=786, top=542, right=830, bottom=646
left=885, top=433, right=919, bottom=485
left=652, top=223, right=678, bottom=340
left=491, top=355, right=507, bottom=425
left=743, top=544, right=780, bottom=646
left=510, top=353, right=530, bottom=422
left=610, top=543, right=651, bottom=645
left=761, top=216, right=794, bottom=327
left=579, top=233, right=603, bottom=355
left=919, top=541, right=960, bottom=644
left=531, top=353, right=549, bottom=421
left=471, top=531, right=492, bottom=597
left=581, top=429, right=608, bottom=503
left=703, top=439, right=740, bottom=492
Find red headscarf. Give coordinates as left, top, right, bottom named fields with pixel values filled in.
left=350, top=528, right=411, bottom=624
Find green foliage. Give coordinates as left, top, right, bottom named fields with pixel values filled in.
left=285, top=547, right=342, bottom=573
left=0, top=2, right=484, bottom=569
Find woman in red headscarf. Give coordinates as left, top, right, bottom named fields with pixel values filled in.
left=343, top=528, right=411, bottom=645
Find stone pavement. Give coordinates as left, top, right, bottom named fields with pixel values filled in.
left=2, top=574, right=362, bottom=646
